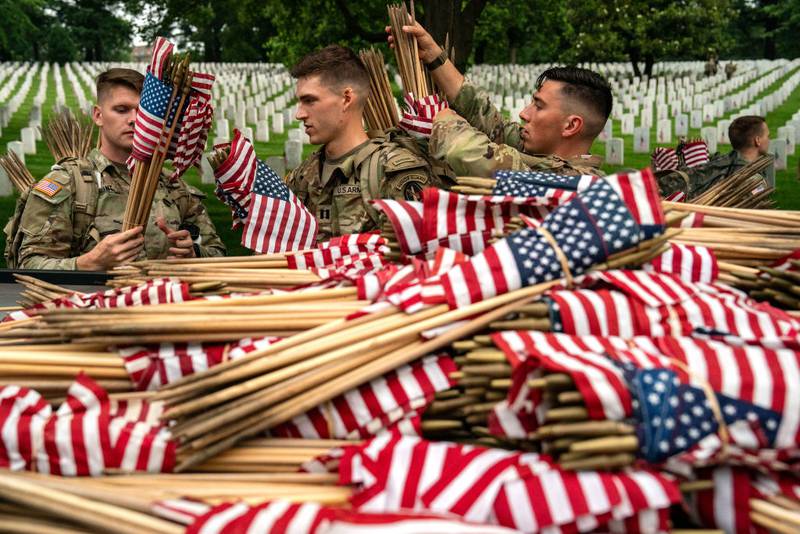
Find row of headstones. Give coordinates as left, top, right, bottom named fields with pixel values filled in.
left=469, top=59, right=789, bottom=115
left=601, top=70, right=800, bottom=173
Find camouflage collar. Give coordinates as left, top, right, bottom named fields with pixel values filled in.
left=88, top=149, right=131, bottom=183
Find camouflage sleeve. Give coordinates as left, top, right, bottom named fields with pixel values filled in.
left=429, top=112, right=530, bottom=178
left=284, top=163, right=311, bottom=207
left=16, top=172, right=80, bottom=270
left=450, top=78, right=524, bottom=150
left=182, top=186, right=226, bottom=257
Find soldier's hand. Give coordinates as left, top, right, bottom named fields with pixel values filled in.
left=385, top=21, right=442, bottom=64
left=156, top=217, right=196, bottom=259
left=76, top=226, right=144, bottom=271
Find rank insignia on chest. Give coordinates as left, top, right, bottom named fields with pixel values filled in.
left=33, top=179, right=62, bottom=197
left=318, top=205, right=332, bottom=221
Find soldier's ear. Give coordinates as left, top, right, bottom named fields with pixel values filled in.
left=342, top=87, right=355, bottom=111
left=92, top=105, right=103, bottom=127
left=562, top=114, right=584, bottom=139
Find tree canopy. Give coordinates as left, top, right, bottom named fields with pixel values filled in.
left=1, top=0, right=798, bottom=69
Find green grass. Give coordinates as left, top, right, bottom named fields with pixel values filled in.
left=590, top=65, right=800, bottom=209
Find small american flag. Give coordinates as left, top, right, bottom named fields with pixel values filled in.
left=148, top=37, right=173, bottom=78
left=170, top=91, right=215, bottom=180
left=680, top=139, right=710, bottom=168
left=644, top=242, right=719, bottom=283
left=213, top=129, right=258, bottom=228
left=241, top=159, right=318, bottom=253
left=652, top=147, right=679, bottom=170
left=129, top=72, right=185, bottom=163
left=398, top=94, right=448, bottom=138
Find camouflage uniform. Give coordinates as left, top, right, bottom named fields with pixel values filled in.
left=429, top=79, right=604, bottom=178
left=656, top=150, right=761, bottom=200
left=285, top=135, right=444, bottom=241
left=13, top=149, right=225, bottom=270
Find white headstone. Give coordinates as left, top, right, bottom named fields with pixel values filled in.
left=717, top=120, right=731, bottom=145
left=244, top=126, right=254, bottom=142
left=285, top=139, right=303, bottom=170
left=606, top=138, right=624, bottom=165
left=266, top=156, right=286, bottom=178
left=256, top=119, right=270, bottom=142
left=701, top=126, right=718, bottom=154
left=598, top=120, right=612, bottom=142
left=633, top=127, right=650, bottom=154
left=282, top=107, right=293, bottom=126
left=656, top=119, right=672, bottom=144
left=7, top=141, right=24, bottom=165
left=0, top=164, right=12, bottom=196
left=690, top=109, right=703, bottom=129
left=20, top=127, right=36, bottom=154
left=702, top=103, right=716, bottom=123
left=657, top=105, right=669, bottom=121
left=640, top=108, right=653, bottom=129
left=771, top=138, right=788, bottom=171
left=235, top=107, right=246, bottom=131
left=200, top=153, right=215, bottom=185
left=288, top=128, right=303, bottom=143
left=777, top=125, right=796, bottom=156
left=621, top=113, right=635, bottom=135
left=216, top=119, right=230, bottom=141
left=246, top=107, right=257, bottom=124
left=272, top=113, right=284, bottom=134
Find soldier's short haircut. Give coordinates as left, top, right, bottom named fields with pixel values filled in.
left=536, top=67, right=613, bottom=139
left=729, top=115, right=767, bottom=150
left=290, top=45, right=369, bottom=99
left=96, top=68, right=144, bottom=102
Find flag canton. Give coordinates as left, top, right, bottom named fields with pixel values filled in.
left=252, top=160, right=289, bottom=201
left=492, top=179, right=553, bottom=198
left=505, top=179, right=641, bottom=285
left=619, top=362, right=781, bottom=463
left=140, top=73, right=183, bottom=127
left=494, top=170, right=584, bottom=189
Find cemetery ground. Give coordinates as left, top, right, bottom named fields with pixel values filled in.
left=1, top=61, right=799, bottom=265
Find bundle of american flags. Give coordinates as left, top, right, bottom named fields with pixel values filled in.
left=127, top=37, right=215, bottom=180
left=651, top=139, right=710, bottom=172
left=398, top=94, right=449, bottom=138
left=2, top=165, right=799, bottom=533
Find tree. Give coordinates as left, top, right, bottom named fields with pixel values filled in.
left=0, top=0, right=45, bottom=61
left=566, top=0, right=733, bottom=77
left=55, top=0, right=132, bottom=61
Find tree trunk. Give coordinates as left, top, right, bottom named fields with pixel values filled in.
left=644, top=54, right=654, bottom=77
left=421, top=0, right=487, bottom=72
left=628, top=48, right=642, bottom=77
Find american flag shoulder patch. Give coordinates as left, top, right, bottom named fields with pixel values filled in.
left=33, top=179, right=62, bottom=197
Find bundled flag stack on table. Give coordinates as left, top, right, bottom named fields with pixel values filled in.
left=1, top=164, right=800, bottom=533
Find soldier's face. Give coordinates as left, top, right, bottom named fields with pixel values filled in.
left=295, top=75, right=346, bottom=146
left=518, top=81, right=568, bottom=154
left=756, top=124, right=770, bottom=155
left=93, top=86, right=139, bottom=152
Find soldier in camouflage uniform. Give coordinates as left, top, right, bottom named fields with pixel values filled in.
left=286, top=45, right=446, bottom=241
left=388, top=22, right=612, bottom=178
left=656, top=116, right=771, bottom=200
left=7, top=68, right=225, bottom=270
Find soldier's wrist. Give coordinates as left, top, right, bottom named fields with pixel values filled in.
left=425, top=49, right=448, bottom=71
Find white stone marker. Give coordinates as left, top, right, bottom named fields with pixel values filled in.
left=771, top=138, right=788, bottom=171
left=200, top=153, right=215, bottom=185
left=7, top=141, right=24, bottom=165
left=285, top=139, right=303, bottom=170
left=598, top=120, right=612, bottom=142
left=606, top=138, right=624, bottom=165
left=20, top=127, right=36, bottom=154
left=216, top=119, right=230, bottom=141
left=621, top=113, right=634, bottom=135
left=633, top=127, right=650, bottom=154
left=675, top=114, right=689, bottom=137
left=656, top=119, right=672, bottom=144
left=246, top=107, right=257, bottom=124
left=701, top=126, right=718, bottom=154
left=256, top=119, right=270, bottom=142
left=272, top=113, right=285, bottom=134
left=777, top=125, right=796, bottom=156
left=266, top=156, right=286, bottom=178
left=690, top=109, right=703, bottom=129
left=717, top=120, right=731, bottom=145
